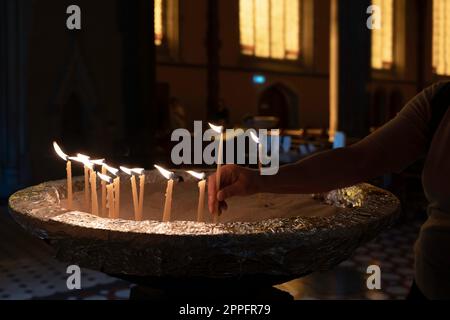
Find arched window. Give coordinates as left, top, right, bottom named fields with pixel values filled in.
left=371, top=0, right=394, bottom=70
left=433, top=0, right=450, bottom=76
left=155, top=0, right=164, bottom=46
left=239, top=0, right=301, bottom=60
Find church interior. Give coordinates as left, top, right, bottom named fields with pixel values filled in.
left=0, top=0, right=447, bottom=300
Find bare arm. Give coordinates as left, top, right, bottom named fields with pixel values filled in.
left=208, top=83, right=440, bottom=214
left=258, top=143, right=387, bottom=194
left=208, top=140, right=392, bottom=214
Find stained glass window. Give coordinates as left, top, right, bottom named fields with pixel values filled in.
left=433, top=0, right=450, bottom=76
left=155, top=0, right=163, bottom=46
left=371, top=0, right=394, bottom=70
left=239, top=0, right=300, bottom=60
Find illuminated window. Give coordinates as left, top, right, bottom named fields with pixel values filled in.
left=433, top=0, right=450, bottom=76
left=371, top=0, right=394, bottom=70
left=239, top=0, right=300, bottom=60
left=155, top=0, right=163, bottom=46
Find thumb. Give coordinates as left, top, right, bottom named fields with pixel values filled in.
left=217, top=183, right=243, bottom=202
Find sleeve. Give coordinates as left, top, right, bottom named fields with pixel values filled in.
left=357, top=82, right=447, bottom=174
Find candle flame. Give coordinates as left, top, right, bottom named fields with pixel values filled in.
left=69, top=156, right=93, bottom=169
left=91, top=159, right=105, bottom=166
left=53, top=142, right=68, bottom=161
left=77, top=153, right=90, bottom=161
left=120, top=166, right=132, bottom=175
left=98, top=172, right=113, bottom=184
left=250, top=131, right=260, bottom=144
left=131, top=168, right=145, bottom=175
left=104, top=163, right=119, bottom=176
left=186, top=170, right=206, bottom=180
left=208, top=123, right=224, bottom=134
left=154, top=165, right=174, bottom=180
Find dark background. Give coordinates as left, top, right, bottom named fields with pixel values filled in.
left=0, top=0, right=441, bottom=301
left=0, top=0, right=435, bottom=212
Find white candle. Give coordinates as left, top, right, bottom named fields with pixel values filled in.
left=89, top=159, right=104, bottom=217
left=120, top=166, right=140, bottom=220
left=197, top=179, right=206, bottom=222
left=101, top=165, right=107, bottom=217
left=89, top=159, right=106, bottom=216
left=163, top=179, right=174, bottom=222
left=130, top=168, right=145, bottom=221
left=114, top=177, right=121, bottom=219
left=138, top=174, right=145, bottom=221
left=187, top=171, right=206, bottom=222
left=98, top=173, right=114, bottom=219
left=76, top=154, right=93, bottom=212
left=155, top=165, right=176, bottom=223
left=84, top=165, right=91, bottom=211
left=53, top=142, right=73, bottom=210
left=250, top=131, right=263, bottom=173
left=69, top=154, right=92, bottom=212
left=107, top=183, right=114, bottom=218
left=209, top=123, right=224, bottom=223
left=90, top=170, right=99, bottom=216
left=67, top=160, right=73, bottom=210
left=131, top=176, right=139, bottom=219
left=103, top=164, right=120, bottom=218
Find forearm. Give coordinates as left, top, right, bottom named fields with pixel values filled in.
left=258, top=146, right=379, bottom=194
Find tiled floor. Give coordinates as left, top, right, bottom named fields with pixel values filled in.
left=278, top=221, right=419, bottom=300
left=0, top=205, right=420, bottom=300
left=0, top=205, right=131, bottom=300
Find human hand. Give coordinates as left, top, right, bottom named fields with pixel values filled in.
left=207, top=164, right=261, bottom=215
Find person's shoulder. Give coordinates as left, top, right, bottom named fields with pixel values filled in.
left=397, top=82, right=446, bottom=122
left=406, top=81, right=449, bottom=109
left=423, top=81, right=450, bottom=100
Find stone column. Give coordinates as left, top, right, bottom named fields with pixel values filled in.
left=330, top=0, right=371, bottom=139
left=119, top=0, right=156, bottom=164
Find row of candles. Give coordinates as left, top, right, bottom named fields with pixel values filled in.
left=52, top=124, right=231, bottom=223
left=54, top=141, right=208, bottom=222
left=52, top=124, right=266, bottom=223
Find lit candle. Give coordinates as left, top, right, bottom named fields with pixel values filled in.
left=91, top=159, right=105, bottom=167
left=90, top=170, right=99, bottom=215
left=101, top=165, right=107, bottom=217
left=209, top=123, right=224, bottom=223
left=70, top=154, right=93, bottom=212
left=78, top=154, right=92, bottom=212
left=103, top=164, right=119, bottom=218
left=53, top=142, right=73, bottom=210
left=155, top=165, right=175, bottom=222
left=132, top=168, right=145, bottom=221
left=84, top=166, right=90, bottom=210
left=250, top=131, right=263, bottom=173
left=120, top=166, right=139, bottom=220
left=113, top=176, right=121, bottom=219
left=98, top=173, right=114, bottom=219
left=90, top=159, right=105, bottom=217
left=187, top=171, right=206, bottom=222
left=107, top=183, right=114, bottom=218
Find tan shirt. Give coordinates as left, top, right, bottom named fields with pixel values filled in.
left=364, top=82, right=450, bottom=299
